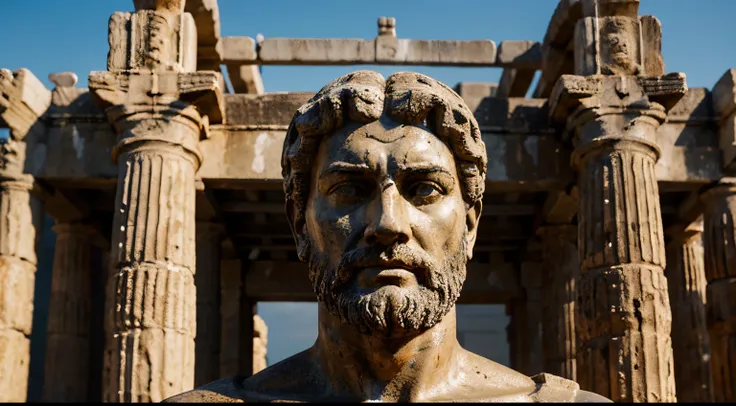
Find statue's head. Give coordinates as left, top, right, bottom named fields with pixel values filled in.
left=282, top=71, right=487, bottom=337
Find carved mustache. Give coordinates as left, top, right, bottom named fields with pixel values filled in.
left=336, top=244, right=435, bottom=284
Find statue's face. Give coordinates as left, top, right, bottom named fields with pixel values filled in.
left=302, top=116, right=480, bottom=336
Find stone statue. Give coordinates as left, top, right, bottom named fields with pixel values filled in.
left=164, top=71, right=611, bottom=403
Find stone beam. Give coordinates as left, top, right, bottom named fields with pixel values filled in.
left=221, top=36, right=542, bottom=69
left=244, top=261, right=518, bottom=304
left=498, top=68, right=536, bottom=98
left=184, top=0, right=222, bottom=71
left=533, top=0, right=581, bottom=98
left=28, top=91, right=720, bottom=191
left=226, top=64, right=264, bottom=94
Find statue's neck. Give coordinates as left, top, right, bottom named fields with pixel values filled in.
left=313, top=304, right=461, bottom=402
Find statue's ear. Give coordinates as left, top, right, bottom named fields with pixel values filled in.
left=286, top=198, right=310, bottom=261
left=465, top=200, right=482, bottom=261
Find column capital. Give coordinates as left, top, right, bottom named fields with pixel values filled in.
left=88, top=70, right=224, bottom=165
left=667, top=216, right=703, bottom=247
left=0, top=68, right=50, bottom=141
left=549, top=74, right=686, bottom=166
left=700, top=177, right=736, bottom=205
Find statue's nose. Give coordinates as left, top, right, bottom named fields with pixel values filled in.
left=364, top=184, right=410, bottom=246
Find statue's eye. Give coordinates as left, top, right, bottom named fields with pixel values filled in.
left=408, top=182, right=444, bottom=205
left=329, top=181, right=369, bottom=201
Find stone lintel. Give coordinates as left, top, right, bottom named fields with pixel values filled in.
left=29, top=91, right=719, bottom=189
left=0, top=68, right=51, bottom=141
left=244, top=260, right=518, bottom=304
left=88, top=70, right=225, bottom=124
left=221, top=36, right=542, bottom=69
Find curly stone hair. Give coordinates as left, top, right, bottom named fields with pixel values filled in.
left=281, top=70, right=487, bottom=257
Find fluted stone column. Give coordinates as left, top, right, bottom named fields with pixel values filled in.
left=506, top=262, right=543, bottom=376
left=42, top=223, right=95, bottom=402
left=219, top=256, right=242, bottom=377
left=0, top=67, right=49, bottom=402
left=549, top=2, right=686, bottom=401
left=195, top=222, right=223, bottom=386
left=0, top=140, right=36, bottom=402
left=539, top=225, right=579, bottom=380
left=89, top=3, right=223, bottom=401
left=665, top=220, right=713, bottom=402
left=520, top=262, right=543, bottom=376
left=701, top=184, right=736, bottom=402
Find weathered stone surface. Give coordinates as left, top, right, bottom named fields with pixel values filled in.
left=30, top=89, right=718, bottom=191
left=539, top=226, right=578, bottom=380
left=665, top=221, right=713, bottom=402
left=700, top=183, right=736, bottom=402
left=91, top=17, right=224, bottom=396
left=0, top=68, right=50, bottom=141
left=0, top=139, right=36, bottom=402
left=553, top=14, right=682, bottom=397
left=220, top=36, right=257, bottom=62
left=258, top=38, right=376, bottom=65
left=194, top=222, right=223, bottom=387
left=713, top=69, right=736, bottom=173
left=244, top=261, right=518, bottom=304
left=107, top=10, right=197, bottom=72
left=452, top=82, right=498, bottom=113
left=498, top=68, right=536, bottom=98
left=184, top=0, right=222, bottom=71
left=43, top=223, right=95, bottom=402
left=219, top=257, right=241, bottom=377
left=223, top=36, right=543, bottom=68
left=496, top=40, right=541, bottom=70
left=518, top=262, right=543, bottom=376
left=226, top=64, right=263, bottom=94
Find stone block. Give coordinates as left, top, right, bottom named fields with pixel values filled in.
left=107, top=10, right=197, bottom=72
left=0, top=330, right=30, bottom=402
left=0, top=258, right=35, bottom=334
left=258, top=38, right=375, bottom=65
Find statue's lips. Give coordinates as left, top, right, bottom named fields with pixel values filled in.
left=356, top=265, right=421, bottom=288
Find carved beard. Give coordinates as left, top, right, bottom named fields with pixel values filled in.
left=307, top=240, right=467, bottom=336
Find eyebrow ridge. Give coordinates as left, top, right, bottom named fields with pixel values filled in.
left=395, top=164, right=453, bottom=177
left=319, top=162, right=372, bottom=180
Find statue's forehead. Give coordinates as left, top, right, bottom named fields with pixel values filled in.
left=319, top=119, right=453, bottom=169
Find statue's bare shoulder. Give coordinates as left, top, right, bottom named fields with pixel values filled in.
left=162, top=349, right=324, bottom=403
left=163, top=349, right=610, bottom=403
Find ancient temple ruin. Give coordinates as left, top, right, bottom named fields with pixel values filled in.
left=0, top=0, right=733, bottom=402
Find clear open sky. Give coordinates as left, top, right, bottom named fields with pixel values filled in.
left=2, top=0, right=736, bottom=92
left=2, top=0, right=736, bottom=366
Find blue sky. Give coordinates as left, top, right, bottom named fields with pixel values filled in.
left=1, top=0, right=736, bottom=93
left=2, top=0, right=736, bottom=365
